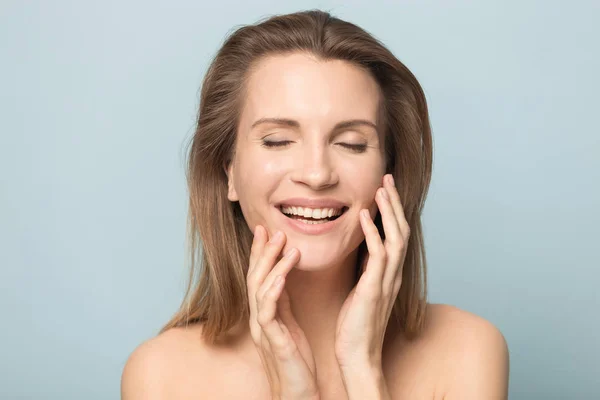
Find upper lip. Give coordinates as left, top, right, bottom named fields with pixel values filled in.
left=276, top=198, right=348, bottom=209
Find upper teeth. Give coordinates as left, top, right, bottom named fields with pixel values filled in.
left=280, top=206, right=343, bottom=219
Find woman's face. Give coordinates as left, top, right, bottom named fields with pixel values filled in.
left=227, top=52, right=386, bottom=270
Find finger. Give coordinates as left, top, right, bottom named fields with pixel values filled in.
left=255, top=251, right=299, bottom=354
left=257, top=275, right=296, bottom=357
left=375, top=187, right=402, bottom=291
left=384, top=174, right=410, bottom=239
left=259, top=248, right=299, bottom=296
left=249, top=225, right=267, bottom=276
left=248, top=226, right=267, bottom=340
left=257, top=274, right=286, bottom=338
left=248, top=229, right=285, bottom=340
left=248, top=230, right=286, bottom=293
left=358, top=209, right=386, bottom=298
left=256, top=247, right=298, bottom=303
left=383, top=176, right=410, bottom=297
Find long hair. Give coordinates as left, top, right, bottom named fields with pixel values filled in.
left=160, top=9, right=433, bottom=345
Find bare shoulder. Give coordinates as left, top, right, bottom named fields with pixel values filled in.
left=121, top=323, right=266, bottom=399
left=120, top=324, right=210, bottom=399
left=424, top=303, right=510, bottom=399
left=384, top=303, right=509, bottom=399
left=425, top=302, right=508, bottom=342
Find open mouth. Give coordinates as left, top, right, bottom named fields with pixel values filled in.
left=278, top=205, right=349, bottom=223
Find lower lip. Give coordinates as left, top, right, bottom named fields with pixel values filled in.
left=277, top=207, right=347, bottom=235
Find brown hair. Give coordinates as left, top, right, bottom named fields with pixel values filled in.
left=160, top=9, right=433, bottom=345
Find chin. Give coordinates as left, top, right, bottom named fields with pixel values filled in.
left=286, top=243, right=351, bottom=272
left=290, top=260, right=335, bottom=272
left=295, top=255, right=330, bottom=268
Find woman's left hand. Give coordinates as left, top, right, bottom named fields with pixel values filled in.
left=334, top=173, right=411, bottom=370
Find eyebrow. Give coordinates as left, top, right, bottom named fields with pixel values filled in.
left=250, top=117, right=379, bottom=132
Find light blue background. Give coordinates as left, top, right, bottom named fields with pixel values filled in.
left=1, top=1, right=598, bottom=399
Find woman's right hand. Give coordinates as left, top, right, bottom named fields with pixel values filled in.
left=247, top=225, right=319, bottom=400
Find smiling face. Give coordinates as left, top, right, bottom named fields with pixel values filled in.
left=226, top=52, right=387, bottom=270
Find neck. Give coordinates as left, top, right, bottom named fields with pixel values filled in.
left=284, top=249, right=358, bottom=367
left=232, top=249, right=361, bottom=389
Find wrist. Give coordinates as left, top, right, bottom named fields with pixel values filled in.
left=336, top=353, right=382, bottom=375
left=339, top=364, right=390, bottom=400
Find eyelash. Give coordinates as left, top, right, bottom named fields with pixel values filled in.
left=261, top=140, right=367, bottom=153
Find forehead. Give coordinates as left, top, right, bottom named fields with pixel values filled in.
left=240, top=53, right=382, bottom=129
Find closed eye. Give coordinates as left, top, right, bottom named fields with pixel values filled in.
left=261, top=141, right=367, bottom=153
left=261, top=140, right=293, bottom=148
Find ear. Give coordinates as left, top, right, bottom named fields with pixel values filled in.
left=224, top=161, right=239, bottom=202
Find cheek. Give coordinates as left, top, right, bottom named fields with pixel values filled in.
left=342, top=167, right=382, bottom=218
left=236, top=152, right=260, bottom=181
left=342, top=153, right=384, bottom=181
left=344, top=168, right=382, bottom=197
left=235, top=154, right=286, bottom=202
left=262, top=158, right=287, bottom=175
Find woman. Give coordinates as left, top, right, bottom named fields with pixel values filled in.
left=122, top=9, right=509, bottom=400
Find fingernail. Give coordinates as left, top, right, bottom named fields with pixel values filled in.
left=361, top=209, right=369, bottom=219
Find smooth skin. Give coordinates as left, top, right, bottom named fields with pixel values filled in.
left=249, top=173, right=406, bottom=399
left=120, top=174, right=510, bottom=399
left=334, top=175, right=409, bottom=372
left=121, top=52, right=509, bottom=399
left=248, top=225, right=319, bottom=400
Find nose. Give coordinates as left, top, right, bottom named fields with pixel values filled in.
left=290, top=142, right=339, bottom=190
